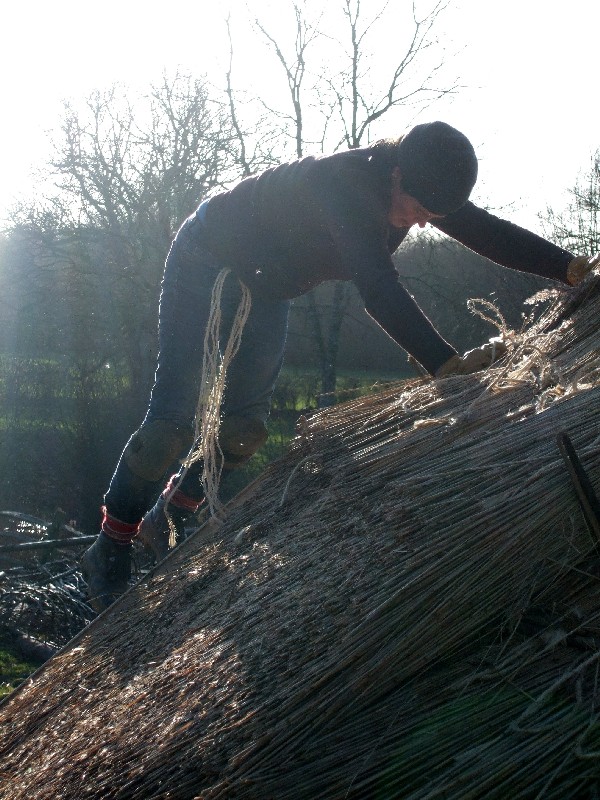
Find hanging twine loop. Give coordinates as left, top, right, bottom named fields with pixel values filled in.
left=164, top=269, right=252, bottom=533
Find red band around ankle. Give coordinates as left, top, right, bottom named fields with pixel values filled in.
left=101, top=506, right=139, bottom=544
left=161, top=487, right=203, bottom=513
left=162, top=475, right=205, bottom=513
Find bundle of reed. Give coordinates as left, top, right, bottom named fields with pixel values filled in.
left=0, top=277, right=598, bottom=799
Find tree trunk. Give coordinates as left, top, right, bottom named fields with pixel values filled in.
left=316, top=282, right=351, bottom=408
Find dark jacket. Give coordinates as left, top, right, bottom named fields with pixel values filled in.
left=201, top=147, right=574, bottom=374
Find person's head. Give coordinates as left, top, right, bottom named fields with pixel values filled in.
left=383, top=121, right=478, bottom=228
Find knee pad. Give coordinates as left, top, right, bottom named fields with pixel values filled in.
left=123, top=420, right=194, bottom=482
left=219, top=415, right=268, bottom=469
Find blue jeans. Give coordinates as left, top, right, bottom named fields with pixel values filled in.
left=104, top=212, right=290, bottom=523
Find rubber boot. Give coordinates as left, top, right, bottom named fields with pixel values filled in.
left=137, top=496, right=192, bottom=564
left=80, top=532, right=132, bottom=613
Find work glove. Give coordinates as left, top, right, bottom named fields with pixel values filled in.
left=566, top=253, right=600, bottom=286
left=435, top=337, right=507, bottom=378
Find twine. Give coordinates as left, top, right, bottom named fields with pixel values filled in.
left=164, top=269, right=252, bottom=534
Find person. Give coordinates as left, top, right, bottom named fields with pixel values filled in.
left=81, top=120, right=597, bottom=611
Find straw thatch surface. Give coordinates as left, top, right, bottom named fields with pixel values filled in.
left=1, top=277, right=600, bottom=799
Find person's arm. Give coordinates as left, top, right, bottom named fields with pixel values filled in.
left=359, top=268, right=458, bottom=374
left=432, top=201, right=575, bottom=283
left=310, top=160, right=458, bottom=374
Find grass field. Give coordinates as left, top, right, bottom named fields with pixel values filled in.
left=0, top=631, right=41, bottom=700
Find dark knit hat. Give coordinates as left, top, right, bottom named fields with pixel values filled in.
left=396, top=121, right=478, bottom=215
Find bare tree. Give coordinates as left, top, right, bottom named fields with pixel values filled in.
left=224, top=16, right=286, bottom=177
left=2, top=74, right=239, bottom=525
left=541, top=151, right=600, bottom=256
left=11, top=73, right=236, bottom=408
left=330, top=0, right=458, bottom=151
left=227, top=0, right=459, bottom=405
left=253, top=3, right=350, bottom=406
left=254, top=5, right=325, bottom=159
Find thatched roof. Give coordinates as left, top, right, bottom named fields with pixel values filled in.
left=1, top=277, right=600, bottom=799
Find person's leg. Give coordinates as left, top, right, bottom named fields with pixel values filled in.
left=82, top=214, right=220, bottom=609
left=140, top=280, right=290, bottom=555
left=84, top=216, right=290, bottom=609
left=151, top=278, right=290, bottom=521
left=138, top=284, right=290, bottom=561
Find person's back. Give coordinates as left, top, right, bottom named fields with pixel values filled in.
left=201, top=148, right=389, bottom=298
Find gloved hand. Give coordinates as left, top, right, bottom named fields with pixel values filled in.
left=566, top=253, right=600, bottom=286
left=435, top=337, right=507, bottom=378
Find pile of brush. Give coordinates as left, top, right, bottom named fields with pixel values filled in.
left=0, top=277, right=599, bottom=799
left=0, top=513, right=96, bottom=662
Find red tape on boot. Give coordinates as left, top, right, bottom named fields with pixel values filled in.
left=162, top=476, right=205, bottom=513
left=101, top=506, right=139, bottom=544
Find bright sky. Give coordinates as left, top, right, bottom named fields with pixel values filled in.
left=1, top=0, right=598, bottom=234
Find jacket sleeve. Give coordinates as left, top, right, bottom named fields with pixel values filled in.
left=311, top=162, right=457, bottom=374
left=358, top=266, right=457, bottom=374
left=433, top=202, right=574, bottom=283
